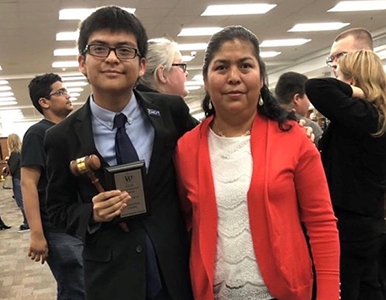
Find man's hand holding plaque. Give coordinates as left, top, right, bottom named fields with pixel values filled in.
left=91, top=190, right=130, bottom=223
left=104, top=160, right=148, bottom=219
left=69, top=154, right=132, bottom=232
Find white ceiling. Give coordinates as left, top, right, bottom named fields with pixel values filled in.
left=1, top=0, right=386, bottom=127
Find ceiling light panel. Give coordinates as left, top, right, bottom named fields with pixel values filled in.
left=0, top=86, right=11, bottom=91
left=0, top=92, right=14, bottom=97
left=260, top=39, right=311, bottom=47
left=52, top=61, right=79, bottom=68
left=181, top=55, right=195, bottom=62
left=328, top=1, right=386, bottom=12
left=0, top=101, right=17, bottom=106
left=260, top=51, right=282, bottom=57
left=67, top=88, right=84, bottom=93
left=288, top=22, right=350, bottom=32
left=62, top=76, right=86, bottom=81
left=185, top=81, right=204, bottom=86
left=54, top=48, right=78, bottom=56
left=177, top=43, right=208, bottom=51
left=201, top=4, right=276, bottom=16
left=59, top=8, right=136, bottom=20
left=56, top=31, right=79, bottom=41
left=64, top=81, right=88, bottom=87
left=186, top=86, right=202, bottom=91
left=178, top=27, right=223, bottom=36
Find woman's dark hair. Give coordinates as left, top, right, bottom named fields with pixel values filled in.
left=78, top=6, right=148, bottom=58
left=202, top=26, right=296, bottom=130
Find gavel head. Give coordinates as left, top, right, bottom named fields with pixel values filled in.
left=70, top=154, right=101, bottom=176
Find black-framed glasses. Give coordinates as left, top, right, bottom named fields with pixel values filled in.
left=47, top=89, right=69, bottom=98
left=326, top=52, right=348, bottom=67
left=83, top=44, right=141, bottom=60
left=172, top=63, right=187, bottom=72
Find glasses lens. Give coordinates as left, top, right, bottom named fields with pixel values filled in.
left=89, top=45, right=108, bottom=57
left=116, top=47, right=137, bottom=59
left=173, top=64, right=187, bottom=72
left=326, top=52, right=347, bottom=67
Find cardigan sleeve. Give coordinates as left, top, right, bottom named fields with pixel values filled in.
left=305, top=78, right=379, bottom=135
left=294, top=136, right=340, bottom=300
left=174, top=141, right=193, bottom=231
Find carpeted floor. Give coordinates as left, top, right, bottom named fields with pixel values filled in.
left=0, top=187, right=56, bottom=300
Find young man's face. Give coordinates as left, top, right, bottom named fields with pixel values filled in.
left=44, top=81, right=73, bottom=117
left=78, top=29, right=146, bottom=96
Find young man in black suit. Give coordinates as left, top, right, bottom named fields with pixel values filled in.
left=44, top=6, right=195, bottom=300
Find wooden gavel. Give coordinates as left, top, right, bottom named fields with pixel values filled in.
left=69, top=154, right=129, bottom=232
left=69, top=154, right=104, bottom=192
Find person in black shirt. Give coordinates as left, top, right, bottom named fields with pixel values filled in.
left=306, top=49, right=386, bottom=300
left=21, top=73, right=84, bottom=300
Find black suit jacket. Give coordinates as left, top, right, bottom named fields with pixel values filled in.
left=45, top=90, right=196, bottom=300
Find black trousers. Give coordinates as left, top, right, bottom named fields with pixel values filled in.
left=340, top=235, right=384, bottom=300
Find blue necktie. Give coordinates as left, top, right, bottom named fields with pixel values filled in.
left=114, top=113, right=139, bottom=164
left=114, top=113, right=162, bottom=299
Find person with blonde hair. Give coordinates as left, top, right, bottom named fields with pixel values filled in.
left=7, top=133, right=29, bottom=232
left=137, top=37, right=189, bottom=98
left=306, top=49, right=386, bottom=300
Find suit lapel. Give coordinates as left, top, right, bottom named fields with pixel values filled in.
left=134, top=90, right=165, bottom=183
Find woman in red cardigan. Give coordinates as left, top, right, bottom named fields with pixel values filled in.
left=174, top=26, right=340, bottom=300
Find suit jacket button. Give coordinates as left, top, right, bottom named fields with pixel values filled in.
left=136, top=245, right=143, bottom=253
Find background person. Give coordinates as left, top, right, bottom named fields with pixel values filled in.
left=175, top=25, right=340, bottom=300
left=7, top=133, right=29, bottom=232
left=0, top=214, right=11, bottom=230
left=275, top=71, right=323, bottom=146
left=137, top=38, right=189, bottom=97
left=306, top=49, right=386, bottom=300
left=21, top=73, right=84, bottom=300
left=327, top=27, right=373, bottom=76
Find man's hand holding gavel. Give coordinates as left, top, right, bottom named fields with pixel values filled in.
left=70, top=154, right=131, bottom=231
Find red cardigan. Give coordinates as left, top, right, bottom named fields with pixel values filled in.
left=175, top=114, right=340, bottom=300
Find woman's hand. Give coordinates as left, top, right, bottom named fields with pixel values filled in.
left=299, top=119, right=315, bottom=143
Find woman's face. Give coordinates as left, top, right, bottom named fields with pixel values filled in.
left=163, top=50, right=189, bottom=98
left=204, top=39, right=263, bottom=119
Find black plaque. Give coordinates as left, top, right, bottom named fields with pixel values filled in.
left=104, top=160, right=147, bottom=219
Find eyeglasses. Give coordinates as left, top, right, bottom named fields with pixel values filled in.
left=47, top=89, right=69, bottom=98
left=83, top=44, right=141, bottom=60
left=172, top=63, right=187, bottom=73
left=326, top=52, right=348, bottom=67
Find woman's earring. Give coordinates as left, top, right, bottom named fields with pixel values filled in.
left=258, top=96, right=264, bottom=106
left=208, top=101, right=213, bottom=110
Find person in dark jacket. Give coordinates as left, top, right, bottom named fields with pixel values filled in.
left=306, top=49, right=386, bottom=300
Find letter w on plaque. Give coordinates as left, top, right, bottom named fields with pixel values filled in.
left=104, top=160, right=148, bottom=220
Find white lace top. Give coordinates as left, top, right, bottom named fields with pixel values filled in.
left=208, top=129, right=273, bottom=300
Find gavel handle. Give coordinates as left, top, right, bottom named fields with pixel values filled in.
left=86, top=173, right=104, bottom=193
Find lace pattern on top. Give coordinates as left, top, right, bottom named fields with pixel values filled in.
left=208, top=129, right=273, bottom=300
